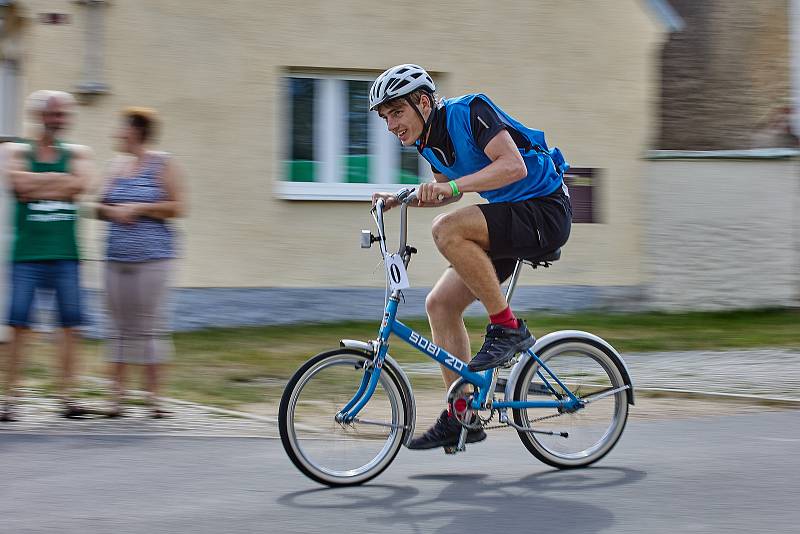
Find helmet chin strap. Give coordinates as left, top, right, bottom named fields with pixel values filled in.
left=404, top=94, right=436, bottom=148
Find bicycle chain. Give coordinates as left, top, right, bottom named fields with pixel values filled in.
left=483, top=409, right=566, bottom=431
left=457, top=393, right=569, bottom=432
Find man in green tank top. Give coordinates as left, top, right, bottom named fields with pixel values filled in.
left=1, top=90, right=95, bottom=422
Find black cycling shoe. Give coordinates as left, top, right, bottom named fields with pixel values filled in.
left=468, top=320, right=535, bottom=372
left=407, top=409, right=487, bottom=450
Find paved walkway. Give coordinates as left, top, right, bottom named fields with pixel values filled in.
left=619, top=348, right=799, bottom=399
left=1, top=348, right=797, bottom=437
left=0, top=390, right=277, bottom=437
left=404, top=348, right=800, bottom=401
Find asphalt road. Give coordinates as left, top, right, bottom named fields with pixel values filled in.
left=1, top=410, right=799, bottom=534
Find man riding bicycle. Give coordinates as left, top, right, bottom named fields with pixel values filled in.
left=370, top=64, right=573, bottom=450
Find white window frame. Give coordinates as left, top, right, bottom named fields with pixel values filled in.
left=276, top=72, right=432, bottom=201
left=0, top=58, right=20, bottom=137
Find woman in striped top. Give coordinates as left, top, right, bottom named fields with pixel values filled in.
left=96, top=108, right=186, bottom=418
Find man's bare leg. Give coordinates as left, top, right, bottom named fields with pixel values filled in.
left=431, top=206, right=507, bottom=315
left=431, top=205, right=533, bottom=372
left=408, top=268, right=488, bottom=450
left=58, top=327, right=92, bottom=417
left=5, top=327, right=25, bottom=395
left=1, top=327, right=27, bottom=421
left=408, top=267, right=494, bottom=449
left=425, top=268, right=478, bottom=387
left=58, top=327, right=78, bottom=398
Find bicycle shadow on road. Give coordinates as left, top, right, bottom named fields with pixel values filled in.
left=278, top=466, right=645, bottom=533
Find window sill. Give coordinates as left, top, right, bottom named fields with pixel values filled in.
left=75, top=82, right=111, bottom=96
left=276, top=181, right=414, bottom=201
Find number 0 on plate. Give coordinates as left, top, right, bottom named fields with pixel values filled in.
left=384, top=253, right=410, bottom=291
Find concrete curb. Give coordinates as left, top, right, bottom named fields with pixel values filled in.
left=156, top=396, right=277, bottom=423
left=0, top=431, right=278, bottom=439
left=80, top=375, right=277, bottom=423
left=635, top=387, right=800, bottom=406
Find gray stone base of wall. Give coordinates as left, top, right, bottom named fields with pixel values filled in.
left=76, top=285, right=646, bottom=338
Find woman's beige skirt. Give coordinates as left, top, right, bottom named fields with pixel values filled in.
left=104, top=259, right=174, bottom=364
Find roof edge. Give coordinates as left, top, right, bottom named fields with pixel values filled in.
left=647, top=148, right=800, bottom=160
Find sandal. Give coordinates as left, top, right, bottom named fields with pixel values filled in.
left=151, top=407, right=173, bottom=419
left=106, top=405, right=127, bottom=418
left=62, top=401, right=94, bottom=419
left=0, top=404, right=17, bottom=423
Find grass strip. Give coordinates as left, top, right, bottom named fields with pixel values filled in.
left=13, top=308, right=800, bottom=408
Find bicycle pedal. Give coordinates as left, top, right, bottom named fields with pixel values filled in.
left=443, top=446, right=458, bottom=455
left=502, top=356, right=520, bottom=369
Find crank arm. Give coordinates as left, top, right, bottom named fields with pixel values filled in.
left=455, top=426, right=468, bottom=451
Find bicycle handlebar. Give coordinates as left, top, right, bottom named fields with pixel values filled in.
left=371, top=187, right=417, bottom=258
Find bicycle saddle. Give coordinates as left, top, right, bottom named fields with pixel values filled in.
left=521, top=248, right=561, bottom=265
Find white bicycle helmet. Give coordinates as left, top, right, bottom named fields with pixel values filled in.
left=369, top=64, right=436, bottom=111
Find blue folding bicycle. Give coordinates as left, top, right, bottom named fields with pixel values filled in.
left=279, top=188, right=634, bottom=487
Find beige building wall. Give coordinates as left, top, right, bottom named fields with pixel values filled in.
left=646, top=153, right=800, bottom=309
left=11, top=0, right=666, bottom=290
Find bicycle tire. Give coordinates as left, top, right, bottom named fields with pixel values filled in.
left=512, top=338, right=629, bottom=469
left=279, top=348, right=407, bottom=486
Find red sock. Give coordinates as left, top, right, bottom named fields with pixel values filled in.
left=490, top=306, right=518, bottom=329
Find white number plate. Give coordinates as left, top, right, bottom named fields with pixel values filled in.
left=384, top=253, right=411, bottom=291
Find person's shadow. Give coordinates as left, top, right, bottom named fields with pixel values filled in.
left=279, top=466, right=646, bottom=533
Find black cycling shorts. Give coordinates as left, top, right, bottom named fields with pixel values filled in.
left=478, top=186, right=573, bottom=282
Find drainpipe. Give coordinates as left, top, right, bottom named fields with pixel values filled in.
left=792, top=0, right=800, bottom=135
left=0, top=0, right=22, bottom=137
left=793, top=0, right=800, bottom=305
left=0, top=0, right=22, bottom=342
left=74, top=0, right=109, bottom=96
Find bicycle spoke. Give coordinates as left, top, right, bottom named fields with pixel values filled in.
left=513, top=340, right=629, bottom=468
left=280, top=350, right=406, bottom=486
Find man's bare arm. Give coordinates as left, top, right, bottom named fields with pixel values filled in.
left=63, top=144, right=94, bottom=199
left=4, top=143, right=45, bottom=199
left=7, top=144, right=94, bottom=201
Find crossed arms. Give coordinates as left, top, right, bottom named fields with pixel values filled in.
left=3, top=142, right=94, bottom=202
left=95, top=155, right=186, bottom=224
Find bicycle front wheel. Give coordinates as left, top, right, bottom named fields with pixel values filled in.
left=512, top=339, right=629, bottom=469
left=279, top=349, right=407, bottom=486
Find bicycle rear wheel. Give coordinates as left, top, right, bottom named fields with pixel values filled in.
left=279, top=349, right=407, bottom=486
left=512, top=339, right=629, bottom=468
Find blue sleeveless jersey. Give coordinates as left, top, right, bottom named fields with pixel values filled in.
left=418, top=94, right=567, bottom=203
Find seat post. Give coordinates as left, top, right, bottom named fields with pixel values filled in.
left=503, top=259, right=524, bottom=305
